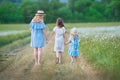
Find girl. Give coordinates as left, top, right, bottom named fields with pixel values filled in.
left=49, top=18, right=66, bottom=64
left=29, top=10, right=48, bottom=65
left=66, top=28, right=80, bottom=64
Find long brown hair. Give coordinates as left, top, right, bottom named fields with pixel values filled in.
left=32, top=14, right=44, bottom=22
left=56, top=18, right=64, bottom=28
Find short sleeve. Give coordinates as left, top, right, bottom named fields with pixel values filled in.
left=29, top=22, right=46, bottom=29
left=53, top=27, right=57, bottom=32
left=77, top=37, right=80, bottom=42
left=63, top=27, right=66, bottom=33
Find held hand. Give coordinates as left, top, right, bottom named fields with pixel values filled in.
left=65, top=40, right=70, bottom=45
left=46, top=38, right=48, bottom=44
left=65, top=42, right=68, bottom=45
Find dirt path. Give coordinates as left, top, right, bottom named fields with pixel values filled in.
left=0, top=37, right=101, bottom=80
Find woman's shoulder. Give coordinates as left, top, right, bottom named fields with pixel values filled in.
left=30, top=22, right=45, bottom=26
left=29, top=22, right=45, bottom=29
left=31, top=21, right=45, bottom=23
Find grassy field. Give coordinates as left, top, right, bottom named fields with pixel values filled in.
left=0, top=24, right=29, bottom=31
left=0, top=23, right=120, bottom=80
left=0, top=23, right=30, bottom=46
left=0, top=24, right=31, bottom=55
left=46, top=22, right=120, bottom=80
left=80, top=36, right=120, bottom=80
left=0, top=22, right=120, bottom=31
left=46, top=22, right=120, bottom=31
left=0, top=32, right=30, bottom=47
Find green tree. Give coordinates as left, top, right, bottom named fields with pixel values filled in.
left=0, top=1, right=23, bottom=23
left=108, top=0, right=120, bottom=21
left=68, top=0, right=76, bottom=13
left=45, top=0, right=65, bottom=23
left=74, top=0, right=93, bottom=13
left=84, top=7, right=105, bottom=21
left=57, top=7, right=72, bottom=22
left=20, top=0, right=39, bottom=23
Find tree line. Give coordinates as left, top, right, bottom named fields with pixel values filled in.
left=0, top=0, right=120, bottom=23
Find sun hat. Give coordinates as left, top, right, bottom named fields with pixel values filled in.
left=37, top=10, right=44, bottom=14
left=35, top=10, right=46, bottom=16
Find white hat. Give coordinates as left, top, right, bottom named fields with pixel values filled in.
left=37, top=10, right=45, bottom=14
left=36, top=10, right=46, bottom=16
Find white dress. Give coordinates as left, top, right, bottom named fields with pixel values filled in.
left=53, top=26, right=66, bottom=53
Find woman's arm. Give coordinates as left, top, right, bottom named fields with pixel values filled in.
left=43, top=29, right=48, bottom=43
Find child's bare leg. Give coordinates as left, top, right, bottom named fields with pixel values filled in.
left=58, top=52, right=62, bottom=64
left=55, top=52, right=59, bottom=64
left=34, top=48, right=38, bottom=65
left=70, top=56, right=74, bottom=64
left=38, top=48, right=42, bottom=65
left=74, top=56, right=77, bottom=63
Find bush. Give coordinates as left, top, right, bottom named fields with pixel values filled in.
left=0, top=32, right=30, bottom=47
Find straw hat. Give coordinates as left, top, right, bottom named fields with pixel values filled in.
left=35, top=10, right=45, bottom=16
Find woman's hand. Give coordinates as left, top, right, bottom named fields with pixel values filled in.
left=45, top=38, right=48, bottom=44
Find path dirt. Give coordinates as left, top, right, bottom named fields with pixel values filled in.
left=0, top=37, right=101, bottom=80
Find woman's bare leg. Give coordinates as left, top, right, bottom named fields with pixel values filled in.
left=38, top=48, right=42, bottom=65
left=34, top=48, right=38, bottom=65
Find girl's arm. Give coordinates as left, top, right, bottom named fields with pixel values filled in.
left=64, top=32, right=67, bottom=41
left=64, top=32, right=69, bottom=45
left=48, top=31, right=55, bottom=41
left=65, top=40, right=71, bottom=45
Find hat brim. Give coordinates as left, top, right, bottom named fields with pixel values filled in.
left=35, top=13, right=46, bottom=16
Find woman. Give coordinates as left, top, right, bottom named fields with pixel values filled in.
left=29, top=10, right=48, bottom=65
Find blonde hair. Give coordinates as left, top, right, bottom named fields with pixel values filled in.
left=32, top=14, right=44, bottom=22
left=70, top=28, right=78, bottom=38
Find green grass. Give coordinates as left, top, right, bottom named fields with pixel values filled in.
left=0, top=22, right=119, bottom=31
left=0, top=23, right=120, bottom=80
left=0, top=32, right=30, bottom=47
left=80, top=36, right=120, bottom=80
left=0, top=24, right=29, bottom=31
left=46, top=22, right=120, bottom=31
left=0, top=24, right=30, bottom=46
left=0, top=37, right=30, bottom=72
left=0, top=37, right=30, bottom=55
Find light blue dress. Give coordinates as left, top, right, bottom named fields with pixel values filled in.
left=29, top=22, right=45, bottom=48
left=68, top=35, right=80, bottom=56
